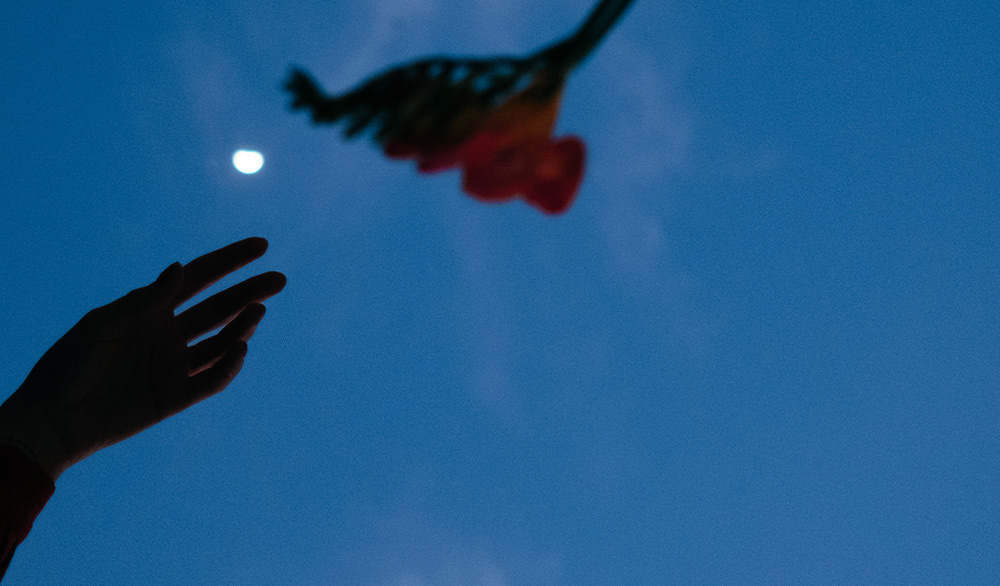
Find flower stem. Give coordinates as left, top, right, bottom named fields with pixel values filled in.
left=535, top=0, right=637, bottom=74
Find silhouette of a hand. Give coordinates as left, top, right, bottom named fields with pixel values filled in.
left=0, top=237, right=287, bottom=480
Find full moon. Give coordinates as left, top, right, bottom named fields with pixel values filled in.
left=232, top=150, right=264, bottom=174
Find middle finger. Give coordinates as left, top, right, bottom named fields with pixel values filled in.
left=176, top=271, right=286, bottom=342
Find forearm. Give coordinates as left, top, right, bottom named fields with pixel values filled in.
left=0, top=443, right=56, bottom=582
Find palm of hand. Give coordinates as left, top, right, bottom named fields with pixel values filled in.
left=34, top=310, right=189, bottom=464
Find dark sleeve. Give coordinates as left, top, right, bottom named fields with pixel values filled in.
left=0, top=444, right=55, bottom=581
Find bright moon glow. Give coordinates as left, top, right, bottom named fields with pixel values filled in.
left=232, top=150, right=264, bottom=174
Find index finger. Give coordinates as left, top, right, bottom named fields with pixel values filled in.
left=175, top=237, right=270, bottom=307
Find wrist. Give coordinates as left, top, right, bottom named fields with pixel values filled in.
left=0, top=397, right=70, bottom=482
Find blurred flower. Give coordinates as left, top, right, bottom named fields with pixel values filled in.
left=286, top=0, right=634, bottom=215
left=383, top=82, right=585, bottom=214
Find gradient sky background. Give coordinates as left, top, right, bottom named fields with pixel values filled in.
left=2, top=0, right=999, bottom=584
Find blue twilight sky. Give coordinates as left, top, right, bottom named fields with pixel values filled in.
left=2, top=0, right=999, bottom=584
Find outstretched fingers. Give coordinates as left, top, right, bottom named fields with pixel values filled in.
left=187, top=303, right=266, bottom=376
left=174, top=237, right=270, bottom=309
left=186, top=342, right=249, bottom=409
left=176, top=271, right=286, bottom=343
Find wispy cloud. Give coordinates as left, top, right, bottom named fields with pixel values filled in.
left=323, top=476, right=564, bottom=586
left=367, top=513, right=562, bottom=586
left=441, top=201, right=524, bottom=424
left=343, top=0, right=439, bottom=77
left=572, top=19, right=715, bottom=366
left=388, top=559, right=508, bottom=586
left=594, top=41, right=694, bottom=184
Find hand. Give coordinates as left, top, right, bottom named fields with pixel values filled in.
left=0, top=237, right=287, bottom=480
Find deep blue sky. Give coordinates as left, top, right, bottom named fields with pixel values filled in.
left=2, top=0, right=999, bottom=584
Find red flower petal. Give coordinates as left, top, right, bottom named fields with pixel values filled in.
left=383, top=140, right=416, bottom=160
left=384, top=140, right=461, bottom=174
left=523, top=137, right=585, bottom=214
left=415, top=150, right=462, bottom=173
left=461, top=164, right=523, bottom=202
left=460, top=136, right=535, bottom=202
